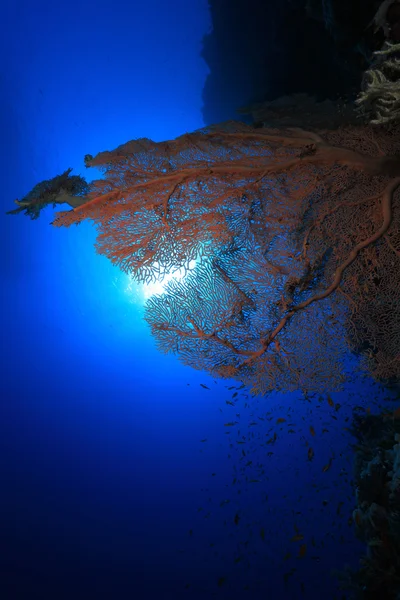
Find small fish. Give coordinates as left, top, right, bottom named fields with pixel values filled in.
left=283, top=552, right=291, bottom=560
left=217, top=577, right=226, bottom=587
left=226, top=400, right=235, bottom=406
left=283, top=568, right=296, bottom=583
left=309, top=425, right=316, bottom=436
left=260, top=528, right=265, bottom=541
left=234, top=513, right=240, bottom=525
left=200, top=439, right=207, bottom=443
left=308, top=447, right=314, bottom=461
left=327, top=394, right=334, bottom=407
left=322, top=457, right=333, bottom=472
left=200, top=383, right=210, bottom=389
left=232, top=392, right=238, bottom=398
left=291, top=534, right=304, bottom=542
left=298, top=543, right=307, bottom=558
left=276, top=417, right=286, bottom=424
left=224, top=422, right=237, bottom=427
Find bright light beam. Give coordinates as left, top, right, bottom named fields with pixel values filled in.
left=123, top=260, right=197, bottom=304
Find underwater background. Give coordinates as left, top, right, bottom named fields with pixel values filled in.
left=1, top=0, right=400, bottom=599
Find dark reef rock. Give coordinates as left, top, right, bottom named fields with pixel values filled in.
left=200, top=0, right=384, bottom=125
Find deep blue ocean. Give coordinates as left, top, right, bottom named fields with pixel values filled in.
left=1, top=1, right=399, bottom=599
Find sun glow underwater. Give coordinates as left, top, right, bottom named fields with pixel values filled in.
left=122, top=259, right=197, bottom=304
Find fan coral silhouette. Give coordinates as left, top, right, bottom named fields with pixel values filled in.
left=11, top=117, right=400, bottom=393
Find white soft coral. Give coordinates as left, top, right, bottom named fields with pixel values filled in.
left=356, top=41, right=400, bottom=125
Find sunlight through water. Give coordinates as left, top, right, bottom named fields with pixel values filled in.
left=122, top=260, right=197, bottom=304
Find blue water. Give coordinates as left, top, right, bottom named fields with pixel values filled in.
left=1, top=1, right=397, bottom=599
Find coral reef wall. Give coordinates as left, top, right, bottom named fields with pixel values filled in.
left=200, top=0, right=381, bottom=125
